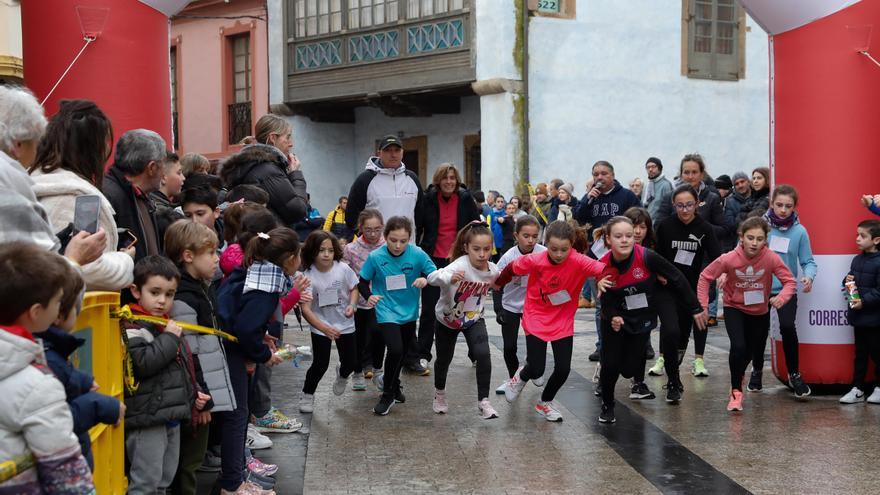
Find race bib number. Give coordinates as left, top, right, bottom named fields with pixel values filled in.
left=591, top=241, right=609, bottom=258
left=318, top=289, right=338, bottom=307
left=769, top=236, right=791, bottom=254
left=674, top=249, right=696, bottom=266
left=625, top=293, right=649, bottom=310
left=744, top=290, right=765, bottom=306
left=386, top=274, right=407, bottom=291
left=548, top=290, right=572, bottom=306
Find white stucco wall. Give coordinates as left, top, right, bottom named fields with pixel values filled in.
left=524, top=1, right=770, bottom=196
left=289, top=117, right=357, bottom=215
left=474, top=0, right=518, bottom=81
left=351, top=95, right=481, bottom=184
left=266, top=0, right=284, bottom=106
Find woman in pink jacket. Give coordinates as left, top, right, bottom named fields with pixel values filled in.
left=697, top=217, right=797, bottom=412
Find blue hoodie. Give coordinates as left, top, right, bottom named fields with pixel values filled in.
left=767, top=218, right=818, bottom=294
left=574, top=180, right=642, bottom=228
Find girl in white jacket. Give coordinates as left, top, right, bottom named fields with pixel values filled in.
left=427, top=221, right=500, bottom=419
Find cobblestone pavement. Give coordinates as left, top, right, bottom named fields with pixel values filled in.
left=203, top=306, right=880, bottom=495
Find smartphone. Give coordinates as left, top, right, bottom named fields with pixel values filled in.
left=73, top=195, right=101, bottom=234
left=117, top=228, right=138, bottom=250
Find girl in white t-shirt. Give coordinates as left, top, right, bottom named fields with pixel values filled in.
left=298, top=230, right=360, bottom=414
left=427, top=221, right=500, bottom=419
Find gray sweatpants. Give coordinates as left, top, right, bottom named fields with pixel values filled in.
left=125, top=423, right=180, bottom=495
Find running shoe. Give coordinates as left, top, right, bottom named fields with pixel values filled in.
left=747, top=370, right=763, bottom=392
left=220, top=481, right=275, bottom=495
left=629, top=381, right=655, bottom=400
left=648, top=356, right=665, bottom=376
left=247, top=456, right=279, bottom=477
left=727, top=389, right=744, bottom=412
left=246, top=424, right=273, bottom=450
left=479, top=398, right=499, bottom=419
left=332, top=364, right=347, bottom=396
left=253, top=407, right=302, bottom=434
left=692, top=358, right=709, bottom=377
left=364, top=368, right=374, bottom=379
left=788, top=372, right=810, bottom=398
left=298, top=393, right=314, bottom=414
left=867, top=387, right=880, bottom=404
left=433, top=389, right=448, bottom=414
left=588, top=349, right=600, bottom=362
left=839, top=387, right=865, bottom=404
left=394, top=387, right=406, bottom=403
left=598, top=404, right=616, bottom=424
left=406, top=361, right=430, bottom=376
left=352, top=372, right=367, bottom=391
left=372, top=372, right=384, bottom=392
left=373, top=395, right=394, bottom=415
left=246, top=471, right=276, bottom=490
left=495, top=380, right=508, bottom=395
left=535, top=401, right=563, bottom=422
left=664, top=379, right=682, bottom=403
left=504, top=367, right=526, bottom=402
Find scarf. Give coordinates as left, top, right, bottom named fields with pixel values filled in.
left=764, top=209, right=798, bottom=231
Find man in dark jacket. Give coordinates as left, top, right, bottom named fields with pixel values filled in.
left=103, top=129, right=166, bottom=261
left=220, top=144, right=308, bottom=227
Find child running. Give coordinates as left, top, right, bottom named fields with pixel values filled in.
left=496, top=220, right=608, bottom=422
left=493, top=215, right=547, bottom=394
left=298, top=230, right=360, bottom=413
left=359, top=216, right=437, bottom=415
left=427, top=221, right=501, bottom=419
left=839, top=219, right=880, bottom=404
left=697, top=217, right=796, bottom=412
left=597, top=217, right=705, bottom=424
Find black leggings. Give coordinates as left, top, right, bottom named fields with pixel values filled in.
left=377, top=321, right=416, bottom=398
left=354, top=308, right=385, bottom=370
left=519, top=334, right=573, bottom=402
left=500, top=309, right=523, bottom=377
left=724, top=307, right=770, bottom=390
left=599, top=321, right=650, bottom=407
left=752, top=294, right=800, bottom=374
left=853, top=326, right=880, bottom=390
left=416, top=256, right=448, bottom=362
left=302, top=332, right=358, bottom=394
left=639, top=289, right=681, bottom=381
left=677, top=305, right=707, bottom=357
left=434, top=320, right=492, bottom=400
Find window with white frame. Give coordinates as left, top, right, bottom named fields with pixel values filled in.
left=295, top=0, right=344, bottom=37
left=407, top=0, right=464, bottom=19
left=291, top=0, right=466, bottom=37
left=683, top=0, right=744, bottom=80
left=349, top=0, right=399, bottom=29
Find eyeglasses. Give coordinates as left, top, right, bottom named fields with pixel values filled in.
left=362, top=227, right=383, bottom=234
left=674, top=202, right=696, bottom=211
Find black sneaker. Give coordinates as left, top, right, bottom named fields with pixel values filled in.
left=664, top=381, right=682, bottom=403
left=645, top=345, right=655, bottom=360
left=589, top=349, right=600, bottom=362
left=598, top=404, right=616, bottom=424
left=747, top=370, right=763, bottom=392
left=789, top=372, right=811, bottom=398
left=373, top=395, right=395, bottom=415
left=629, top=381, right=655, bottom=400
left=394, top=387, right=406, bottom=403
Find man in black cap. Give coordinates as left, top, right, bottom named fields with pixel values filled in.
left=346, top=135, right=430, bottom=375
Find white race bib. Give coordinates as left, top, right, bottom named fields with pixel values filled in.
left=769, top=235, right=791, bottom=253
left=744, top=290, right=765, bottom=306
left=386, top=274, right=407, bottom=291
left=463, top=296, right=480, bottom=312
left=625, top=293, right=649, bottom=310
left=518, top=275, right=529, bottom=287
left=674, top=249, right=696, bottom=267
left=591, top=241, right=609, bottom=258
left=318, top=288, right=338, bottom=307
left=548, top=290, right=572, bottom=306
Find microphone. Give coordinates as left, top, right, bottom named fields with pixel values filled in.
left=588, top=180, right=604, bottom=204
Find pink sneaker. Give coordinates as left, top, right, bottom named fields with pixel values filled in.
left=247, top=455, right=279, bottom=477
left=726, top=389, right=744, bottom=412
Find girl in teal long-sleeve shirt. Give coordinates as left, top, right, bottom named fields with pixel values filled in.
left=750, top=185, right=817, bottom=398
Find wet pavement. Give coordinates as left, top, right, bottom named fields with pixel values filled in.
left=199, top=306, right=880, bottom=494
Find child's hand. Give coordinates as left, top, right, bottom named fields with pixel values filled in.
left=165, top=320, right=183, bottom=337
left=344, top=304, right=355, bottom=318
left=852, top=300, right=863, bottom=310
left=195, top=392, right=211, bottom=410
left=294, top=274, right=311, bottom=294
left=846, top=274, right=855, bottom=283
left=263, top=334, right=278, bottom=352
left=657, top=275, right=668, bottom=286
left=323, top=326, right=341, bottom=340
left=498, top=217, right=505, bottom=224
left=265, top=354, right=284, bottom=367
left=367, top=295, right=382, bottom=308
left=300, top=291, right=314, bottom=304
left=597, top=275, right=614, bottom=294
left=451, top=271, right=466, bottom=284
left=801, top=277, right=813, bottom=293
left=694, top=311, right=709, bottom=330
left=412, top=277, right=428, bottom=289
left=91, top=380, right=99, bottom=392
left=196, top=411, right=212, bottom=425
left=116, top=402, right=126, bottom=426
left=769, top=296, right=785, bottom=309
left=611, top=316, right=624, bottom=332
left=862, top=194, right=873, bottom=207
left=874, top=194, right=880, bottom=206
left=717, top=273, right=728, bottom=288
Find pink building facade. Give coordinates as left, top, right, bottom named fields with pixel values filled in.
left=171, top=0, right=269, bottom=161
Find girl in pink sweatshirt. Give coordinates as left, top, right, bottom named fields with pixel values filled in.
left=697, top=217, right=796, bottom=412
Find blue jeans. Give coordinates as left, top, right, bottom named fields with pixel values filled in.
left=217, top=342, right=248, bottom=491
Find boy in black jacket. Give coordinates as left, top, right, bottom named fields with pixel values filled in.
left=124, top=256, right=207, bottom=494
left=34, top=264, right=123, bottom=469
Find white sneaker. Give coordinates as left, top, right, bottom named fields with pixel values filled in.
left=352, top=372, right=367, bottom=391
left=372, top=372, right=384, bottom=392
left=535, top=400, right=563, bottom=422
left=495, top=381, right=508, bottom=395
left=479, top=398, right=499, bottom=419
left=298, top=393, right=315, bottom=414
left=420, top=358, right=430, bottom=370
left=504, top=367, right=527, bottom=403
left=867, top=386, right=880, bottom=404
left=839, top=386, right=866, bottom=404
left=533, top=375, right=545, bottom=387
left=246, top=424, right=273, bottom=450
left=433, top=389, right=448, bottom=414
left=332, top=364, right=347, bottom=396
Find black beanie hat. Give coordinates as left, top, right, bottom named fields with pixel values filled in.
left=646, top=157, right=663, bottom=171
left=714, top=174, right=733, bottom=190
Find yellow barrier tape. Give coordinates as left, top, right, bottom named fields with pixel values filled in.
left=112, top=305, right=238, bottom=342
left=0, top=453, right=35, bottom=483
left=526, top=183, right=549, bottom=225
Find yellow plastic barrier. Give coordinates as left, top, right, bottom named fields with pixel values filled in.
left=71, top=292, right=126, bottom=495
